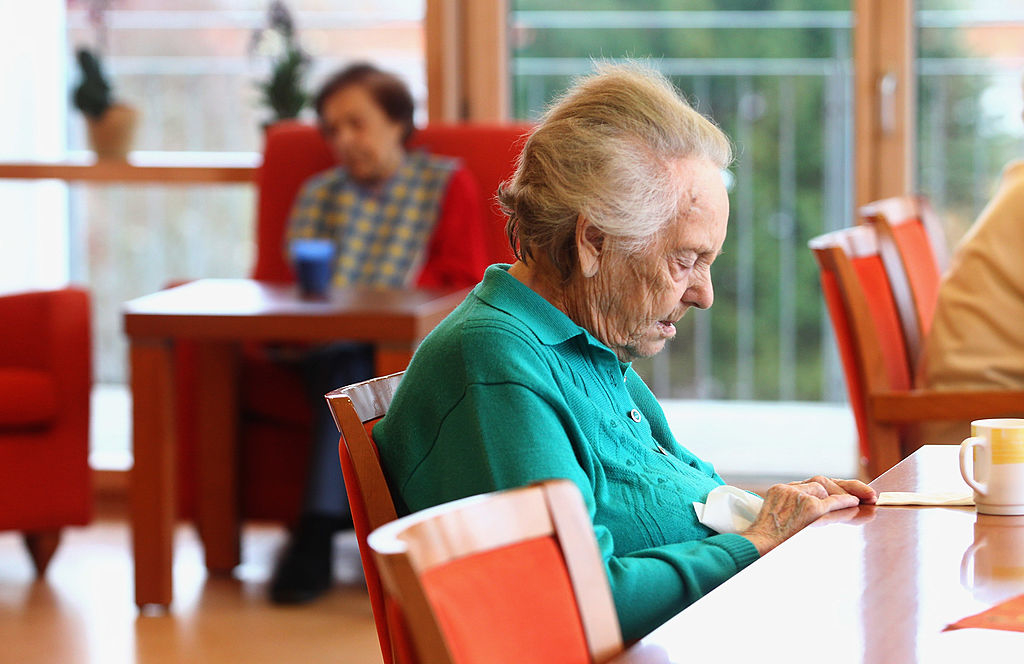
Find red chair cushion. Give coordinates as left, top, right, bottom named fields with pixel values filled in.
left=0, top=369, right=57, bottom=428
left=422, top=537, right=591, bottom=664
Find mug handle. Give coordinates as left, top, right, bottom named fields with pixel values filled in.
left=960, top=436, right=988, bottom=496
left=959, top=536, right=987, bottom=590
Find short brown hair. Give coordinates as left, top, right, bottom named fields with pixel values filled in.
left=314, top=62, right=415, bottom=143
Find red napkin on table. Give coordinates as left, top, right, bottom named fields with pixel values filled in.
left=945, top=593, right=1024, bottom=633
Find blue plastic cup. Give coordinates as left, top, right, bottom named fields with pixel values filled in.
left=290, top=238, right=336, bottom=298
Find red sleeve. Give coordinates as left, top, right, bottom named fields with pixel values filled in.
left=414, top=166, right=491, bottom=289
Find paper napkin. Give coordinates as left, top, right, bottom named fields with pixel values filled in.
left=875, top=491, right=974, bottom=506
left=693, top=485, right=764, bottom=534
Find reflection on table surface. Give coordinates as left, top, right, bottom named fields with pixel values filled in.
left=610, top=446, right=1024, bottom=664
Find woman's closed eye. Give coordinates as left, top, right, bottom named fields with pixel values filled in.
left=671, top=257, right=695, bottom=278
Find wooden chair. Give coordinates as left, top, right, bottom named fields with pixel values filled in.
left=858, top=195, right=948, bottom=364
left=367, top=479, right=623, bottom=664
left=324, top=372, right=403, bottom=664
left=810, top=225, right=1024, bottom=479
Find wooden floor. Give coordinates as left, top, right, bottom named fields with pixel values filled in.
left=1, top=513, right=383, bottom=664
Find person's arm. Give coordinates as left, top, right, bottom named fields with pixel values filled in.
left=415, top=167, right=490, bottom=289
left=395, top=378, right=759, bottom=642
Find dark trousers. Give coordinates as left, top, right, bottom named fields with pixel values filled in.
left=297, top=342, right=375, bottom=516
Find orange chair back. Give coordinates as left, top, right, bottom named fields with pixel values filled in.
left=812, top=223, right=1024, bottom=478
left=422, top=538, right=592, bottom=664
left=251, top=121, right=531, bottom=284
left=859, top=195, right=947, bottom=362
left=325, top=373, right=404, bottom=664
left=810, top=225, right=911, bottom=476
left=368, top=480, right=623, bottom=664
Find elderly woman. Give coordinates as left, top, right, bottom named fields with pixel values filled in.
left=374, top=63, right=875, bottom=640
left=270, top=63, right=489, bottom=604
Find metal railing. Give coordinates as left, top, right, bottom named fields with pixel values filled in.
left=510, top=7, right=1024, bottom=402
left=61, top=6, right=1024, bottom=397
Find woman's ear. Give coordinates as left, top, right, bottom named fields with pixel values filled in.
left=575, top=213, right=604, bottom=278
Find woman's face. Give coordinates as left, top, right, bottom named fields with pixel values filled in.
left=578, top=157, right=729, bottom=362
left=320, top=84, right=405, bottom=184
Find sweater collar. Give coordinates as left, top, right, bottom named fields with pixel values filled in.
left=474, top=265, right=632, bottom=373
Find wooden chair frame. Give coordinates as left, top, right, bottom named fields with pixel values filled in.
left=367, top=479, right=623, bottom=664
left=811, top=225, right=1024, bottom=478
left=325, top=372, right=404, bottom=664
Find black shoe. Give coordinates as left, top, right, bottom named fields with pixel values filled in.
left=269, top=513, right=351, bottom=605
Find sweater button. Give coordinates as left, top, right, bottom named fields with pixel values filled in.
left=629, top=409, right=642, bottom=423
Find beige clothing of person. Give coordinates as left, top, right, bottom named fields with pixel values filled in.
left=918, top=160, right=1024, bottom=444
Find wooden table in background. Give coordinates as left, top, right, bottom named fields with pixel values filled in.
left=611, top=445, right=1023, bottom=663
left=122, top=279, right=468, bottom=609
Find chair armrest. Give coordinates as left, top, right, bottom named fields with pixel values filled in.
left=871, top=389, right=1024, bottom=422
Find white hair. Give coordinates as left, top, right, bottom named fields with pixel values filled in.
left=499, top=61, right=732, bottom=278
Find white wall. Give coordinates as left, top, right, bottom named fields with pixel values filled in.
left=662, top=399, right=859, bottom=480
left=0, top=0, right=69, bottom=293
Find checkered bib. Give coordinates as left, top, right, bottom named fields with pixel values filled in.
left=287, top=151, right=457, bottom=288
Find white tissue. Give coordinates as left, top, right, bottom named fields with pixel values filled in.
left=693, top=485, right=764, bottom=535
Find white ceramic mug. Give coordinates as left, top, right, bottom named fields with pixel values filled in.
left=960, top=515, right=1024, bottom=603
left=960, top=418, right=1024, bottom=516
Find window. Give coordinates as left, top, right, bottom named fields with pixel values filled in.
left=64, top=1, right=426, bottom=385
left=56, top=1, right=425, bottom=466
left=510, top=3, right=854, bottom=402
left=916, top=1, right=1024, bottom=243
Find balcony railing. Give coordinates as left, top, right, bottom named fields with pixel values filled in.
left=510, top=7, right=1024, bottom=403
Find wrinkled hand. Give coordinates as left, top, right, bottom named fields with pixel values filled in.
left=798, top=475, right=876, bottom=505
left=741, top=476, right=877, bottom=555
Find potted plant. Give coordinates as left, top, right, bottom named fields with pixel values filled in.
left=72, top=47, right=138, bottom=160
left=250, top=1, right=311, bottom=125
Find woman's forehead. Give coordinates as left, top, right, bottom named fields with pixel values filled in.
left=668, top=163, right=729, bottom=242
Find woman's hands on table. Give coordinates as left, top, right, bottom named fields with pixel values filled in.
left=741, top=476, right=876, bottom=556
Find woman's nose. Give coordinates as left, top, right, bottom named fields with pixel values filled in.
left=684, top=275, right=714, bottom=310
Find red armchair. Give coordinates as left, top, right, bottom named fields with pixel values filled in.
left=0, top=287, right=92, bottom=574
left=176, top=121, right=531, bottom=524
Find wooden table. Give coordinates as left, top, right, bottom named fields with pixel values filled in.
left=611, top=445, right=1024, bottom=663
left=122, top=278, right=468, bottom=608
